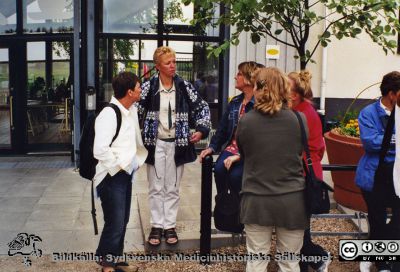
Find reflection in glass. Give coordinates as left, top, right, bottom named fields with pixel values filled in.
left=103, top=0, right=157, bottom=34
left=26, top=41, right=71, bottom=144
left=99, top=39, right=159, bottom=102
left=0, top=2, right=17, bottom=34
left=164, top=0, right=192, bottom=26
left=193, top=42, right=219, bottom=103
left=24, top=0, right=73, bottom=33
left=0, top=49, right=11, bottom=146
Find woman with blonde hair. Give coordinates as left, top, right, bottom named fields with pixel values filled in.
left=199, top=61, right=264, bottom=194
left=237, top=67, right=308, bottom=272
left=139, top=46, right=211, bottom=246
left=288, top=71, right=330, bottom=272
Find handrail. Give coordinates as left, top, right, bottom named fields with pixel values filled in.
left=200, top=155, right=213, bottom=265
left=322, top=164, right=357, bottom=171
left=199, top=157, right=363, bottom=264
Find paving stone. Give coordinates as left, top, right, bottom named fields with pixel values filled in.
left=0, top=197, right=40, bottom=212
left=23, top=218, right=77, bottom=232
left=73, top=212, right=105, bottom=230
left=42, top=180, right=86, bottom=197
left=20, top=177, right=56, bottom=186
left=38, top=196, right=82, bottom=205
left=6, top=184, right=48, bottom=197
left=25, top=169, right=61, bottom=178
left=0, top=212, right=31, bottom=231
left=29, top=230, right=74, bottom=254
left=0, top=231, right=20, bottom=255
left=0, top=181, right=20, bottom=195
left=69, top=230, right=101, bottom=252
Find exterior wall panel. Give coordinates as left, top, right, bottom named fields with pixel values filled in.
left=228, top=28, right=298, bottom=97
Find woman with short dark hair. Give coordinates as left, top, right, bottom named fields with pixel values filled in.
left=356, top=71, right=400, bottom=272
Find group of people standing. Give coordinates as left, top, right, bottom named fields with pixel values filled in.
left=90, top=44, right=399, bottom=272
left=200, top=64, right=329, bottom=272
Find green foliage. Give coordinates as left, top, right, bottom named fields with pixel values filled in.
left=335, top=110, right=359, bottom=125
left=185, top=0, right=400, bottom=68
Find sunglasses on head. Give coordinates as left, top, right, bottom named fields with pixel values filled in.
left=256, top=80, right=266, bottom=90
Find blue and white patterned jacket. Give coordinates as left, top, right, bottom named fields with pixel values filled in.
left=138, top=73, right=211, bottom=166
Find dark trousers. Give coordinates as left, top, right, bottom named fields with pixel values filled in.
left=362, top=190, right=400, bottom=241
left=96, top=171, right=132, bottom=267
left=214, top=150, right=244, bottom=194
left=300, top=228, right=327, bottom=271
left=362, top=178, right=400, bottom=271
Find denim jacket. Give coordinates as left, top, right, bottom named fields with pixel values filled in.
left=209, top=93, right=254, bottom=153
left=355, top=100, right=395, bottom=191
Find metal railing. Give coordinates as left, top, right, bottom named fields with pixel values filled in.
left=199, top=157, right=368, bottom=264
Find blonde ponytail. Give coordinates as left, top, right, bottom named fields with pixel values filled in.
left=288, top=70, right=313, bottom=100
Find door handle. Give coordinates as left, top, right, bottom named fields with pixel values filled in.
left=9, top=95, right=14, bottom=130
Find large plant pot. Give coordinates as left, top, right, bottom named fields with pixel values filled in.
left=324, top=130, right=368, bottom=212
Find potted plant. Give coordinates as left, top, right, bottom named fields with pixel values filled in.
left=324, top=111, right=367, bottom=212
left=184, top=0, right=399, bottom=212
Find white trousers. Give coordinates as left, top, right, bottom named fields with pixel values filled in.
left=245, top=224, right=304, bottom=272
left=147, top=139, right=184, bottom=229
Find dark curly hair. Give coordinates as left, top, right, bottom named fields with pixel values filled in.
left=380, top=71, right=400, bottom=96
left=112, top=71, right=140, bottom=99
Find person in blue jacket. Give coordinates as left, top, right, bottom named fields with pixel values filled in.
left=199, top=61, right=264, bottom=194
left=356, top=71, right=400, bottom=272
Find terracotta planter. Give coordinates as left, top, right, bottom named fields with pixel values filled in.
left=324, top=130, right=368, bottom=212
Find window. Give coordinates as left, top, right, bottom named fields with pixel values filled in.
left=0, top=1, right=16, bottom=34
left=24, top=0, right=73, bottom=33
left=102, top=0, right=157, bottom=34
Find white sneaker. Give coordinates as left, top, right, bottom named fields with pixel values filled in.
left=316, top=252, right=332, bottom=272
left=359, top=261, right=373, bottom=272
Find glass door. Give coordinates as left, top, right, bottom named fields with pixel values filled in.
left=0, top=47, right=13, bottom=149
left=26, top=40, right=72, bottom=151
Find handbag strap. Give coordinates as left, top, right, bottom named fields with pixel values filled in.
left=293, top=111, right=317, bottom=179
left=378, top=106, right=395, bottom=166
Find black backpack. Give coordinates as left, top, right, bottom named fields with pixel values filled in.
left=78, top=103, right=122, bottom=235
left=79, top=103, right=122, bottom=180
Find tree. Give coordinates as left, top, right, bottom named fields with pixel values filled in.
left=183, top=0, right=400, bottom=69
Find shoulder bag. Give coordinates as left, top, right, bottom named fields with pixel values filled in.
left=293, top=111, right=334, bottom=215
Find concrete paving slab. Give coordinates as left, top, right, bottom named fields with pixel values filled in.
left=42, top=180, right=86, bottom=197
left=5, top=184, right=48, bottom=198
left=23, top=218, right=77, bottom=232
left=0, top=197, right=40, bottom=212
left=126, top=209, right=141, bottom=229
left=0, top=181, right=21, bottom=195
left=73, top=211, right=104, bottom=230
left=69, top=230, right=101, bottom=252
left=32, top=230, right=74, bottom=254
left=0, top=168, right=29, bottom=177
left=79, top=197, right=100, bottom=212
left=38, top=196, right=83, bottom=205
left=0, top=212, right=31, bottom=231
left=0, top=175, right=22, bottom=183
left=20, top=177, right=56, bottom=186
left=25, top=169, right=61, bottom=178
left=23, top=204, right=80, bottom=231
left=0, top=154, right=347, bottom=258
left=0, top=231, right=19, bottom=255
